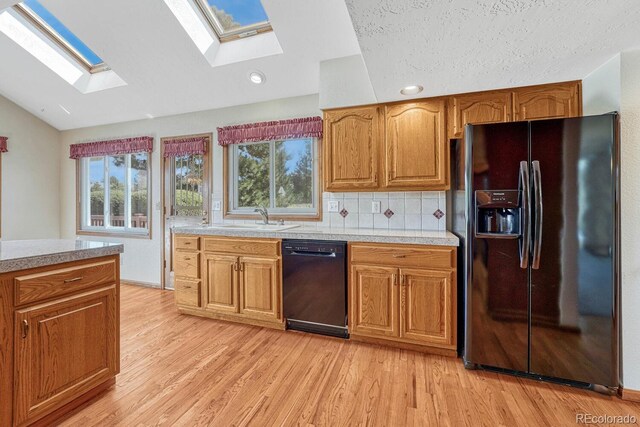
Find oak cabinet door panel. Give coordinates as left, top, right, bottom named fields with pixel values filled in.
left=14, top=286, right=118, bottom=426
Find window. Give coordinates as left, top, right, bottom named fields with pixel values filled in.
left=228, top=138, right=318, bottom=217
left=78, top=153, right=150, bottom=236
left=14, top=0, right=108, bottom=72
left=194, top=0, right=271, bottom=42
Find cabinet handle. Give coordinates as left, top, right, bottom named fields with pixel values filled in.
left=401, top=274, right=406, bottom=286
left=392, top=274, right=398, bottom=286
left=184, top=257, right=192, bottom=261
left=64, top=277, right=83, bottom=283
left=21, top=320, right=29, bottom=339
left=233, top=262, right=238, bottom=271
left=184, top=242, right=191, bottom=245
left=240, top=262, right=245, bottom=272
left=393, top=254, right=406, bottom=258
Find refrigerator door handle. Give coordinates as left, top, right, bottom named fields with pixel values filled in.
left=531, top=160, right=543, bottom=269
left=519, top=161, right=531, bottom=269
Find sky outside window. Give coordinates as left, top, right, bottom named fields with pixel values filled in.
left=207, top=0, right=269, bottom=31
left=21, top=0, right=103, bottom=66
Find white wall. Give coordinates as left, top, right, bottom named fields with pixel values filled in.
left=582, top=54, right=621, bottom=116
left=59, top=95, right=322, bottom=286
left=620, top=50, right=640, bottom=391
left=319, top=54, right=377, bottom=109
left=0, top=95, right=60, bottom=240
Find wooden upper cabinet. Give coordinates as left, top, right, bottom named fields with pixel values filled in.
left=323, top=106, right=380, bottom=191
left=350, top=265, right=399, bottom=338
left=512, top=81, right=582, bottom=121
left=14, top=286, right=118, bottom=426
left=239, top=257, right=280, bottom=321
left=204, top=254, right=239, bottom=314
left=448, top=91, right=512, bottom=139
left=384, top=100, right=448, bottom=190
left=400, top=268, right=454, bottom=346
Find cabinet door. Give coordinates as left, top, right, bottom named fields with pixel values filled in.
left=350, top=265, right=399, bottom=338
left=384, top=101, right=448, bottom=190
left=14, top=286, right=118, bottom=426
left=323, top=107, right=381, bottom=191
left=239, top=257, right=281, bottom=321
left=400, top=268, right=454, bottom=347
left=448, top=91, right=512, bottom=139
left=203, top=254, right=239, bottom=313
left=512, top=82, right=581, bottom=121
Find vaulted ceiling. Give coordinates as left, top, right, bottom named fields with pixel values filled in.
left=345, top=0, right=640, bottom=102
left=1, top=0, right=640, bottom=131
left=0, top=0, right=361, bottom=130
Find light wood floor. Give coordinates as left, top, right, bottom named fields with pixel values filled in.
left=59, top=284, right=640, bottom=427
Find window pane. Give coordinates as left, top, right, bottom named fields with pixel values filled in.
left=206, top=0, right=269, bottom=32
left=275, top=139, right=313, bottom=209
left=89, top=157, right=105, bottom=227
left=237, top=143, right=270, bottom=208
left=173, top=154, right=205, bottom=217
left=20, top=0, right=104, bottom=66
left=130, top=153, right=148, bottom=229
left=109, top=155, right=125, bottom=227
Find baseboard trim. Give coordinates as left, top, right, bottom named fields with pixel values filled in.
left=121, top=280, right=161, bottom=289
left=619, top=387, right=640, bottom=402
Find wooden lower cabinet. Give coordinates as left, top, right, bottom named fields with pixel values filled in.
left=400, top=268, right=454, bottom=346
left=173, top=235, right=284, bottom=329
left=350, top=265, right=398, bottom=338
left=0, top=255, right=120, bottom=427
left=203, top=254, right=239, bottom=313
left=239, top=257, right=280, bottom=321
left=14, top=287, right=118, bottom=426
left=349, top=243, right=457, bottom=355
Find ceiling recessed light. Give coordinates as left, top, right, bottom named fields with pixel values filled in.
left=249, top=71, right=266, bottom=85
left=400, top=85, right=423, bottom=96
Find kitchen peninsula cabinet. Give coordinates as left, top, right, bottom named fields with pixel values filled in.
left=0, top=240, right=122, bottom=427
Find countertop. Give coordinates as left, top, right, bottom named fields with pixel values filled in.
left=0, top=239, right=124, bottom=273
left=173, top=226, right=459, bottom=246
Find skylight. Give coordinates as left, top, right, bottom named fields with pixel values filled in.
left=14, top=0, right=107, bottom=72
left=194, top=0, right=271, bottom=42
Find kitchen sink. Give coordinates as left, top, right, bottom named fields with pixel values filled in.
left=204, top=223, right=300, bottom=232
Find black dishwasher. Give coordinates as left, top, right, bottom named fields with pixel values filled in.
left=282, top=240, right=348, bottom=338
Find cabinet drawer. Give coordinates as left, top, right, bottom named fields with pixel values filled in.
left=175, top=236, right=200, bottom=250
left=174, top=252, right=200, bottom=279
left=350, top=244, right=455, bottom=269
left=203, top=237, right=280, bottom=257
left=14, top=259, right=117, bottom=306
left=175, top=279, right=201, bottom=307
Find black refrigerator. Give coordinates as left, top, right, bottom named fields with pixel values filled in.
left=459, top=113, right=620, bottom=393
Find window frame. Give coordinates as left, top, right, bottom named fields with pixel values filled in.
left=14, top=2, right=109, bottom=73
left=76, top=153, right=152, bottom=239
left=224, top=138, right=322, bottom=221
left=192, top=0, right=272, bottom=43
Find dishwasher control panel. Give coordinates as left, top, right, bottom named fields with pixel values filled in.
left=282, top=240, right=345, bottom=254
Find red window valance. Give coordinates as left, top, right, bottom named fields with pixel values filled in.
left=0, top=137, right=7, bottom=153
left=217, top=116, right=322, bottom=146
left=69, top=136, right=153, bottom=159
left=163, top=135, right=209, bottom=157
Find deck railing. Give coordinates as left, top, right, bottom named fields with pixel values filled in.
left=91, top=214, right=148, bottom=228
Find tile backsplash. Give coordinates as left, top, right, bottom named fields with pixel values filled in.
left=211, top=191, right=447, bottom=231
left=320, top=191, right=446, bottom=231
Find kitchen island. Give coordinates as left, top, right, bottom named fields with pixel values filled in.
left=0, top=239, right=123, bottom=427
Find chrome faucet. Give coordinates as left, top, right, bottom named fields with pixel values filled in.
left=254, top=206, right=269, bottom=225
